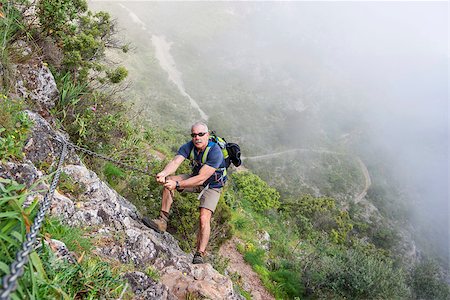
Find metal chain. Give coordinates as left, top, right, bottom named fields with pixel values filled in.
left=0, top=141, right=68, bottom=300
left=0, top=136, right=154, bottom=299
left=61, top=139, right=153, bottom=176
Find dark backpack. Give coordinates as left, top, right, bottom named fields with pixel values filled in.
left=210, top=131, right=242, bottom=168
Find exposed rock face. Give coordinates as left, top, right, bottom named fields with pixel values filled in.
left=3, top=45, right=242, bottom=299
left=14, top=112, right=241, bottom=299
left=24, top=111, right=81, bottom=166
left=160, top=264, right=235, bottom=299
left=124, top=272, right=177, bottom=300
left=257, top=230, right=270, bottom=251
left=0, top=161, right=41, bottom=187
left=44, top=238, right=76, bottom=264
left=15, top=56, right=59, bottom=111
left=50, top=163, right=241, bottom=299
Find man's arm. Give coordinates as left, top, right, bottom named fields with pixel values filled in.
left=156, top=155, right=185, bottom=184
left=164, top=164, right=216, bottom=190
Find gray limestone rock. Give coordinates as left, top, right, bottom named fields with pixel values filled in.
left=123, top=272, right=177, bottom=300
left=0, top=161, right=41, bottom=187
left=24, top=111, right=81, bottom=166
left=14, top=43, right=59, bottom=111
left=50, top=163, right=242, bottom=299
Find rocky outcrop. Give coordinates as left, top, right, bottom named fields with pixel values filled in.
left=124, top=272, right=176, bottom=300
left=4, top=110, right=241, bottom=299
left=50, top=163, right=240, bottom=299
left=257, top=230, right=270, bottom=251
left=13, top=41, right=59, bottom=111
left=24, top=110, right=81, bottom=167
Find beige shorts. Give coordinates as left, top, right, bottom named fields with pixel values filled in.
left=177, top=175, right=222, bottom=213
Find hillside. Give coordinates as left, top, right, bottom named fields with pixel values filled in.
left=1, top=1, right=449, bottom=299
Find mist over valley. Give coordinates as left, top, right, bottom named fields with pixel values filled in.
left=90, top=1, right=448, bottom=268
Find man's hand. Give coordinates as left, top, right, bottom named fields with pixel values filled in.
left=156, top=171, right=167, bottom=185
left=164, top=179, right=177, bottom=191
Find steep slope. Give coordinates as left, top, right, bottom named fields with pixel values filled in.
left=0, top=48, right=242, bottom=298
left=3, top=110, right=241, bottom=299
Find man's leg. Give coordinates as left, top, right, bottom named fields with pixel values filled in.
left=197, top=207, right=212, bottom=253
left=143, top=174, right=189, bottom=233
left=193, top=188, right=221, bottom=263
left=161, top=174, right=190, bottom=213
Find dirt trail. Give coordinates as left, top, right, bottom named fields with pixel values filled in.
left=219, top=238, right=274, bottom=300
left=354, top=157, right=372, bottom=204
left=243, top=149, right=372, bottom=204
left=242, top=148, right=344, bottom=160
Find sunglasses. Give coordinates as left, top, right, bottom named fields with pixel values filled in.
left=191, top=132, right=207, bottom=138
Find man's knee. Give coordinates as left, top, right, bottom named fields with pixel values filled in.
left=199, top=210, right=212, bottom=228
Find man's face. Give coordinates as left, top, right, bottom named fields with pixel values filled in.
left=191, top=125, right=209, bottom=150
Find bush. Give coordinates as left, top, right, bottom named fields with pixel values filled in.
left=37, top=0, right=127, bottom=82
left=269, top=269, right=303, bottom=298
left=302, top=244, right=410, bottom=299
left=283, top=195, right=353, bottom=244
left=232, top=171, right=280, bottom=212
left=103, top=162, right=125, bottom=188
left=410, top=259, right=450, bottom=300
left=58, top=171, right=86, bottom=198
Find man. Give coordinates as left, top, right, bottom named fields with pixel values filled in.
left=143, top=122, right=227, bottom=264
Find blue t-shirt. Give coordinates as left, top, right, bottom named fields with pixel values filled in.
left=177, top=141, right=227, bottom=188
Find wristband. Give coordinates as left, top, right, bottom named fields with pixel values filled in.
left=175, top=181, right=180, bottom=190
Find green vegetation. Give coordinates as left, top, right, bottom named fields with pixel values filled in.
left=231, top=171, right=280, bottom=212
left=410, top=259, right=450, bottom=300
left=0, top=178, right=128, bottom=299
left=58, top=172, right=86, bottom=199
left=1, top=1, right=448, bottom=299
left=145, top=265, right=160, bottom=282
left=283, top=194, right=353, bottom=244
left=226, top=176, right=412, bottom=299
left=0, top=96, right=32, bottom=161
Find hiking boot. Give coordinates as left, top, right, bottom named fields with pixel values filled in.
left=142, top=213, right=168, bottom=233
left=192, top=251, right=205, bottom=264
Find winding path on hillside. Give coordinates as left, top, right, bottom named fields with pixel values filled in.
left=242, top=148, right=345, bottom=160
left=243, top=148, right=371, bottom=204
left=354, top=157, right=372, bottom=204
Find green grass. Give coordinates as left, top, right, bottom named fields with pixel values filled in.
left=57, top=172, right=86, bottom=199
left=0, top=96, right=32, bottom=161
left=43, top=217, right=92, bottom=253
left=145, top=265, right=160, bottom=282
left=0, top=176, right=129, bottom=299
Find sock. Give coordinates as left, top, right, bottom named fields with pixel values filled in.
left=160, top=210, right=169, bottom=221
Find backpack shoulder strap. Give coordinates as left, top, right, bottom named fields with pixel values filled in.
left=190, top=141, right=214, bottom=164
left=202, top=146, right=211, bottom=164
left=189, top=143, right=195, bottom=161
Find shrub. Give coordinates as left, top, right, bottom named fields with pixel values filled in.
left=232, top=171, right=280, bottom=212
left=270, top=269, right=303, bottom=298
left=103, top=162, right=125, bottom=188
left=410, top=259, right=450, bottom=300
left=243, top=247, right=266, bottom=267
left=302, top=244, right=410, bottom=299
left=58, top=172, right=86, bottom=198
left=37, top=0, right=127, bottom=82
left=283, top=195, right=353, bottom=244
